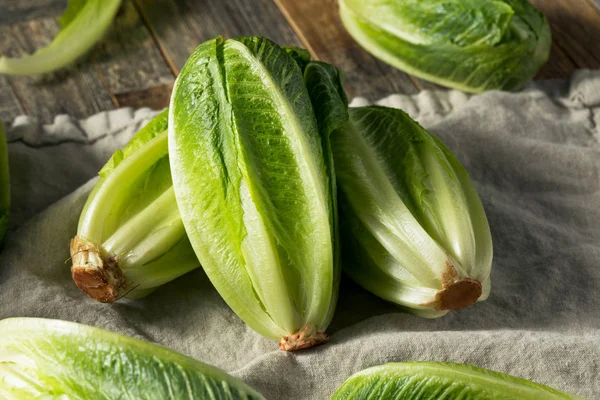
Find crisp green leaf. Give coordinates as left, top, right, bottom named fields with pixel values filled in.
left=0, top=318, right=264, bottom=399
left=99, top=108, right=169, bottom=179
left=0, top=0, right=122, bottom=76
left=339, top=0, right=551, bottom=92
left=74, top=112, right=198, bottom=301
left=169, top=36, right=337, bottom=344
left=330, top=362, right=582, bottom=399
left=331, top=106, right=492, bottom=315
left=0, top=122, right=8, bottom=245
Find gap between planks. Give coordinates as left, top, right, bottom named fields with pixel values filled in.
left=131, top=0, right=180, bottom=77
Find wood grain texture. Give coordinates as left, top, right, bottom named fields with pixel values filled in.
left=134, top=0, right=302, bottom=74
left=115, top=82, right=173, bottom=110
left=1, top=0, right=600, bottom=123
left=93, top=1, right=174, bottom=105
left=532, top=0, right=600, bottom=78
left=0, top=0, right=67, bottom=25
left=0, top=19, right=115, bottom=123
left=274, top=0, right=419, bottom=99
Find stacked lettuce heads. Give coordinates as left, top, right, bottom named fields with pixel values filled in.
left=70, top=34, right=495, bottom=350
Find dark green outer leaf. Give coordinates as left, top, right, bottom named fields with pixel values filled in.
left=303, top=61, right=349, bottom=325
left=330, top=362, right=582, bottom=399
left=284, top=46, right=311, bottom=72
left=0, top=318, right=264, bottom=399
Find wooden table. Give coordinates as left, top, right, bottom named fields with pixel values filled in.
left=1, top=0, right=599, bottom=124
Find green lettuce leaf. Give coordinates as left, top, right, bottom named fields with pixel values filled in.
left=284, top=46, right=311, bottom=72
left=0, top=318, right=264, bottom=399
left=99, top=108, right=170, bottom=179
left=303, top=61, right=349, bottom=326
left=330, top=362, right=582, bottom=399
left=169, top=36, right=338, bottom=349
left=339, top=0, right=551, bottom=92
left=0, top=0, right=122, bottom=76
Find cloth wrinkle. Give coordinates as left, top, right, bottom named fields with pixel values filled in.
left=1, top=70, right=599, bottom=399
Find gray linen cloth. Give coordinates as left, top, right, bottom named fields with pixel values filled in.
left=1, top=70, right=599, bottom=399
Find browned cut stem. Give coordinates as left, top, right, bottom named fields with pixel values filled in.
left=70, top=236, right=125, bottom=303
left=279, top=325, right=328, bottom=351
left=436, top=278, right=482, bottom=311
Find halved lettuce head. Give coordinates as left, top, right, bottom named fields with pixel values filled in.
left=72, top=110, right=199, bottom=302
left=332, top=106, right=492, bottom=317
left=330, top=362, right=583, bottom=399
left=169, top=36, right=347, bottom=350
left=339, top=0, right=551, bottom=93
left=0, top=318, right=264, bottom=399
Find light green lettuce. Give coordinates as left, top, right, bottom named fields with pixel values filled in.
left=0, top=0, right=122, bottom=76
left=330, top=362, right=583, bottom=399
left=0, top=318, right=264, bottom=399
left=339, top=0, right=551, bottom=92
left=169, top=36, right=347, bottom=350
left=72, top=110, right=199, bottom=302
left=332, top=106, right=492, bottom=317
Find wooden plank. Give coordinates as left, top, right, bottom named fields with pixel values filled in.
left=115, top=83, right=173, bottom=110
left=531, top=0, right=600, bottom=78
left=134, top=0, right=302, bottom=75
left=93, top=0, right=175, bottom=110
left=0, top=0, right=67, bottom=25
left=0, top=18, right=115, bottom=123
left=273, top=0, right=419, bottom=99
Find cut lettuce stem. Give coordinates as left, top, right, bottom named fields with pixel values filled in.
left=71, top=112, right=200, bottom=302
left=0, top=122, right=8, bottom=246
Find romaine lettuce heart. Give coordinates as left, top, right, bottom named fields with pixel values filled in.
left=339, top=0, right=551, bottom=93
left=332, top=106, right=492, bottom=317
left=169, top=36, right=346, bottom=350
left=71, top=110, right=200, bottom=302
